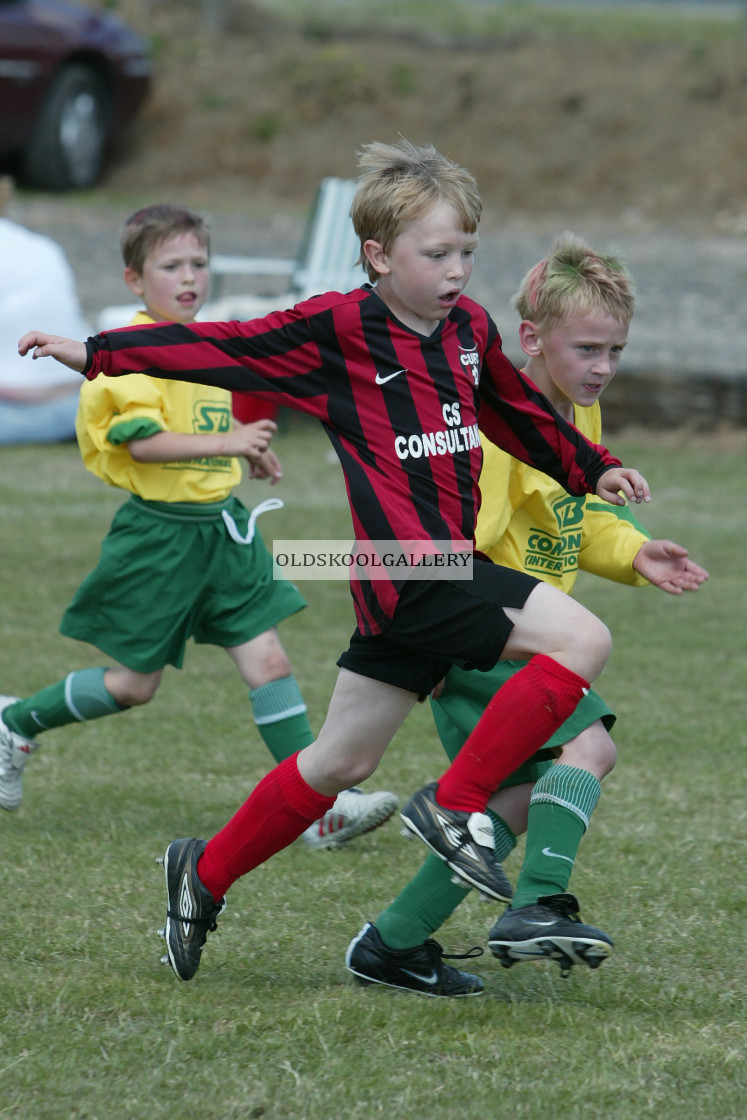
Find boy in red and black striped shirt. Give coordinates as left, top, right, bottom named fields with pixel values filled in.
left=20, top=139, right=651, bottom=983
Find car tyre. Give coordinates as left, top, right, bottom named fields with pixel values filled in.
left=23, top=63, right=111, bottom=191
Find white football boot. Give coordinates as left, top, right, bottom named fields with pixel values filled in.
left=0, top=696, right=39, bottom=811
left=302, top=787, right=398, bottom=849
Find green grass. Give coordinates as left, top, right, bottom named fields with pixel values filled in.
left=258, top=0, right=746, bottom=44
left=1, top=421, right=745, bottom=1119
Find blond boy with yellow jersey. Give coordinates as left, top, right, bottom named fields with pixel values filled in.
left=346, top=234, right=707, bottom=995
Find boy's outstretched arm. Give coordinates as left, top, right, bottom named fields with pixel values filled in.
left=127, top=419, right=278, bottom=465
left=632, top=540, right=709, bottom=595
left=18, top=331, right=87, bottom=372
left=595, top=466, right=650, bottom=506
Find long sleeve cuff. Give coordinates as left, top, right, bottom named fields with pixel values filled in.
left=83, top=338, right=95, bottom=378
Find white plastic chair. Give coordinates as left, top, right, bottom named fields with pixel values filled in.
left=207, top=176, right=364, bottom=318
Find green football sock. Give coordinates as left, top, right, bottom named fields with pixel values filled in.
left=487, top=808, right=517, bottom=858
left=511, top=764, right=601, bottom=910
left=3, top=668, right=124, bottom=740
left=375, top=854, right=470, bottom=949
left=249, top=676, right=314, bottom=763
left=375, top=813, right=517, bottom=950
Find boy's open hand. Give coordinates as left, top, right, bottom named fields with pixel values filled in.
left=595, top=466, right=650, bottom=506
left=633, top=540, right=709, bottom=595
left=18, top=331, right=87, bottom=372
left=248, top=447, right=283, bottom=484
left=227, top=418, right=277, bottom=459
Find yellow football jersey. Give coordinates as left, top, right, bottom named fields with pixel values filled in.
left=76, top=312, right=242, bottom=502
left=476, top=400, right=649, bottom=593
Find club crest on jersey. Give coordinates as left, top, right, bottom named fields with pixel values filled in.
left=459, top=345, right=480, bottom=386
left=193, top=402, right=232, bottom=432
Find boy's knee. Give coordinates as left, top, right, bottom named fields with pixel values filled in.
left=558, top=726, right=616, bottom=779
left=579, top=617, right=612, bottom=674
left=318, top=753, right=379, bottom=790
left=596, top=620, right=613, bottom=663
left=109, top=676, right=160, bottom=707
left=583, top=730, right=617, bottom=777
left=122, top=685, right=157, bottom=707
left=599, top=735, right=617, bottom=776
left=263, top=651, right=293, bottom=683
left=246, top=634, right=293, bottom=685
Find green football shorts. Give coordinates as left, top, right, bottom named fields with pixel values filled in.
left=60, top=494, right=306, bottom=672
left=430, top=659, right=616, bottom=788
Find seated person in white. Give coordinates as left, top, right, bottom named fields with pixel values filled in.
left=0, top=177, right=91, bottom=445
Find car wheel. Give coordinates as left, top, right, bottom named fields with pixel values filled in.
left=23, top=64, right=111, bottom=191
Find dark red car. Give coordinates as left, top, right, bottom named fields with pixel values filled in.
left=0, top=0, right=151, bottom=191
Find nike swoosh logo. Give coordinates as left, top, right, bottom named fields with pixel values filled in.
left=542, top=847, right=575, bottom=864
left=375, top=368, right=407, bottom=385
left=401, top=968, right=439, bottom=985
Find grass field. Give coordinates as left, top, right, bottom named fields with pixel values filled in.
left=261, top=0, right=746, bottom=43
left=1, top=421, right=745, bottom=1119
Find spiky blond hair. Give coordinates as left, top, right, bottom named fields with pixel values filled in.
left=513, top=232, right=635, bottom=327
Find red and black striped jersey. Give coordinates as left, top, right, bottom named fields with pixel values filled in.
left=86, top=287, right=621, bottom=634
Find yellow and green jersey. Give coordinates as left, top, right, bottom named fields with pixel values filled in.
left=76, top=312, right=241, bottom=503
left=476, top=400, right=650, bottom=593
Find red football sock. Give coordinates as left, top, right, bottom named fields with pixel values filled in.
left=197, top=753, right=335, bottom=901
left=436, top=654, right=589, bottom=813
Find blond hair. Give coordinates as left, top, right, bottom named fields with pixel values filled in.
left=513, top=232, right=635, bottom=328
left=120, top=204, right=210, bottom=274
left=351, top=138, right=482, bottom=282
